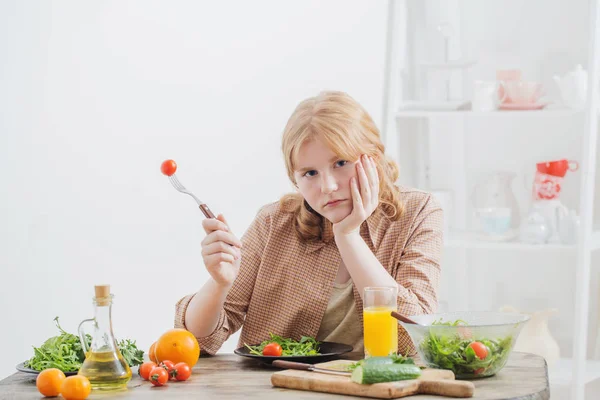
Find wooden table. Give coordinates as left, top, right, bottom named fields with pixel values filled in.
left=0, top=352, right=549, bottom=399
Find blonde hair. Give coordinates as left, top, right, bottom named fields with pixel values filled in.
left=280, top=91, right=404, bottom=242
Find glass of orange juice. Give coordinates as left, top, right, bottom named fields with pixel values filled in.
left=363, top=286, right=398, bottom=358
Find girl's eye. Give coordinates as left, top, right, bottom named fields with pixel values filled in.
left=304, top=170, right=317, bottom=177
left=335, top=160, right=348, bottom=167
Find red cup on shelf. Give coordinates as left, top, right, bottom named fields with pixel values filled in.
left=536, top=159, right=579, bottom=178
left=531, top=159, right=579, bottom=200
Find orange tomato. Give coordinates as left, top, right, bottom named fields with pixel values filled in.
left=138, top=361, right=157, bottom=380
left=36, top=368, right=66, bottom=397
left=172, top=362, right=192, bottom=381
left=149, top=366, right=169, bottom=387
left=149, top=341, right=158, bottom=363
left=61, top=375, right=91, bottom=400
left=159, top=360, right=176, bottom=377
left=155, top=329, right=200, bottom=367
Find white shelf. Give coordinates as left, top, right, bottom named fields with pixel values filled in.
left=593, top=230, right=600, bottom=251
left=445, top=233, right=575, bottom=251
left=549, top=358, right=600, bottom=387
left=447, top=231, right=600, bottom=251
left=396, top=108, right=584, bottom=119
left=382, top=2, right=600, bottom=400
left=419, top=59, right=477, bottom=69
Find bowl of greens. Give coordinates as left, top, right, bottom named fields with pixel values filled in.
left=234, top=333, right=353, bottom=364
left=400, top=311, right=529, bottom=379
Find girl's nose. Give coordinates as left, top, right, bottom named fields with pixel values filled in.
left=321, top=173, right=338, bottom=194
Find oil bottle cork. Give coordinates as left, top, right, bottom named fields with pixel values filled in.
left=94, top=284, right=111, bottom=306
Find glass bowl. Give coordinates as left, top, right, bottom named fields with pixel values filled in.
left=400, top=311, right=529, bottom=379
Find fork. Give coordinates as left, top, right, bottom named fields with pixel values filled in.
left=168, top=174, right=216, bottom=219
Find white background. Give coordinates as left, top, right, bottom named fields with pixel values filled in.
left=0, top=0, right=388, bottom=380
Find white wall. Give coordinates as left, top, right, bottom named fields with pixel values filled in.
left=0, top=0, right=387, bottom=380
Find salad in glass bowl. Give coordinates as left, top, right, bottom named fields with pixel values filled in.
left=400, top=311, right=529, bottom=379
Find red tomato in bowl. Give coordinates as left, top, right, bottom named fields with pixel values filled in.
left=262, top=343, right=283, bottom=357
left=161, top=159, right=177, bottom=176
left=468, top=341, right=489, bottom=360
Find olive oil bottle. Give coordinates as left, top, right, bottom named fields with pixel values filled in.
left=78, top=285, right=132, bottom=391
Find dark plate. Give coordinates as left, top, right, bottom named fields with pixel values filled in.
left=16, top=362, right=78, bottom=376
left=234, top=341, right=353, bottom=364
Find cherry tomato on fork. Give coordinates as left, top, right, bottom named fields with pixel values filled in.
left=161, top=159, right=177, bottom=176
left=262, top=342, right=283, bottom=357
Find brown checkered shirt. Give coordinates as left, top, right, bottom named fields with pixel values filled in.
left=174, top=186, right=443, bottom=355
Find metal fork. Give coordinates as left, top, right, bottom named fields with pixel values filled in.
left=168, top=174, right=216, bottom=219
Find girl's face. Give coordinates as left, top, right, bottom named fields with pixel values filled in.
left=293, top=138, right=358, bottom=224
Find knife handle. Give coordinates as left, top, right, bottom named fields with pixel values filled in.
left=272, top=360, right=313, bottom=370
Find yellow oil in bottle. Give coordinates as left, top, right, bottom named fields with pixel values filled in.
left=78, top=285, right=134, bottom=391
left=79, top=350, right=132, bottom=391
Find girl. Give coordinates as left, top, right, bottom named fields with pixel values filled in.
left=174, top=91, right=442, bottom=355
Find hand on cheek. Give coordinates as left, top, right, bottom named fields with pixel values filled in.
left=333, top=155, right=380, bottom=237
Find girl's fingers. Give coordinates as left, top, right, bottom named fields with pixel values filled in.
left=205, top=252, right=235, bottom=266
left=367, top=156, right=378, bottom=188
left=217, top=214, right=235, bottom=234
left=202, top=230, right=243, bottom=248
left=368, top=156, right=380, bottom=200
left=351, top=177, right=364, bottom=214
left=202, top=241, right=241, bottom=259
left=202, top=217, right=229, bottom=235
left=357, top=156, right=371, bottom=204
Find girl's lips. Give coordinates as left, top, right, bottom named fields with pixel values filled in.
left=325, top=199, right=345, bottom=207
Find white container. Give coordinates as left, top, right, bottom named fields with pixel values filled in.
left=472, top=80, right=506, bottom=111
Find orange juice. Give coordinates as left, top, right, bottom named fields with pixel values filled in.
left=363, top=306, right=398, bottom=357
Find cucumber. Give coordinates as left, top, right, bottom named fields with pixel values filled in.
left=351, top=364, right=421, bottom=384
left=363, top=356, right=395, bottom=365
left=363, top=356, right=416, bottom=366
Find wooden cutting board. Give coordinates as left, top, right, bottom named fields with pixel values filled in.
left=271, top=360, right=474, bottom=399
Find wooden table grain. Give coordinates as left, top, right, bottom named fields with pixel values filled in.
left=0, top=352, right=549, bottom=400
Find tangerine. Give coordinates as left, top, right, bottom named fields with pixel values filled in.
left=149, top=341, right=158, bottom=363
left=36, top=368, right=66, bottom=397
left=61, top=375, right=91, bottom=400
left=155, top=328, right=200, bottom=367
